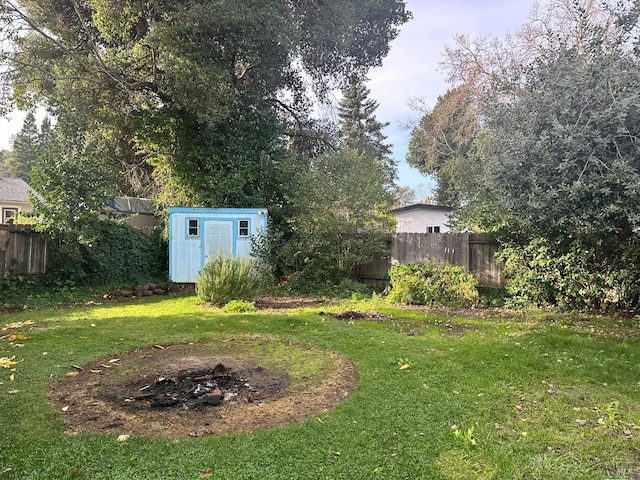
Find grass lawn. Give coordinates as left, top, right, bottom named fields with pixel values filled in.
left=1, top=295, right=639, bottom=479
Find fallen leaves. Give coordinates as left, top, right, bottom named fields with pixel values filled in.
left=0, top=356, right=17, bottom=369
left=116, top=434, right=130, bottom=443
left=1, top=334, right=29, bottom=342
left=2, top=320, right=34, bottom=331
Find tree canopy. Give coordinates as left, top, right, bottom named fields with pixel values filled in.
left=0, top=0, right=411, bottom=202
left=485, top=50, right=640, bottom=239
left=406, top=84, right=480, bottom=207
left=408, top=0, right=640, bottom=230
left=0, top=112, right=53, bottom=181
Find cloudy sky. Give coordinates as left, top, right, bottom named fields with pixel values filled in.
left=367, top=0, right=536, bottom=192
left=0, top=0, right=536, bottom=193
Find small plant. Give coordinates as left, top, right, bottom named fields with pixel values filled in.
left=196, top=255, right=261, bottom=306
left=597, top=401, right=620, bottom=427
left=396, top=358, right=411, bottom=369
left=223, top=300, right=258, bottom=313
left=453, top=426, right=477, bottom=447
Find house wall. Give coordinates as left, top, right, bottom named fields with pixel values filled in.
left=168, top=207, right=268, bottom=283
left=395, top=209, right=452, bottom=233
left=1, top=201, right=32, bottom=224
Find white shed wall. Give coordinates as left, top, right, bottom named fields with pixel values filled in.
left=168, top=207, right=267, bottom=283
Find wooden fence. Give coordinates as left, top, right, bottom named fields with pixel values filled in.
left=0, top=224, right=48, bottom=275
left=360, top=233, right=502, bottom=286
left=1, top=227, right=502, bottom=286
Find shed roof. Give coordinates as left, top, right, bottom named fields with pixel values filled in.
left=106, top=197, right=155, bottom=215
left=0, top=177, right=34, bottom=203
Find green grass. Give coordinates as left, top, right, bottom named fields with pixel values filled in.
left=1, top=295, right=640, bottom=479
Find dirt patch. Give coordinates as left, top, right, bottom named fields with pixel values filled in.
left=322, top=310, right=479, bottom=337
left=323, top=310, right=391, bottom=321
left=48, top=339, right=358, bottom=438
left=255, top=296, right=326, bottom=310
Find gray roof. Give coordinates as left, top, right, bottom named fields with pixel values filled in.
left=106, top=197, right=156, bottom=215
left=392, top=203, right=454, bottom=214
left=0, top=177, right=34, bottom=203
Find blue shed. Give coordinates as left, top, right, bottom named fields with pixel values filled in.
left=168, top=207, right=268, bottom=283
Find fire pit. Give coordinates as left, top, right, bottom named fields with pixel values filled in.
left=119, top=363, right=289, bottom=411
left=48, top=338, right=359, bottom=438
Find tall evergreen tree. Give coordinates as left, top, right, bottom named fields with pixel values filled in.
left=5, top=112, right=39, bottom=181
left=38, top=116, right=54, bottom=149
left=337, top=76, right=396, bottom=187
left=0, top=150, right=7, bottom=175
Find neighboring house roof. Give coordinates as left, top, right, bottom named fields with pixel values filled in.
left=392, top=203, right=455, bottom=214
left=0, top=177, right=34, bottom=203
left=106, top=197, right=155, bottom=215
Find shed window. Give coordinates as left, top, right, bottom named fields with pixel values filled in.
left=2, top=208, right=18, bottom=224
left=188, top=219, right=199, bottom=237
left=238, top=220, right=249, bottom=237
left=426, top=226, right=441, bottom=233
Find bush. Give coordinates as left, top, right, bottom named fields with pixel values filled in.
left=497, top=237, right=640, bottom=311
left=196, top=255, right=261, bottom=306
left=385, top=261, right=479, bottom=307
left=81, top=221, right=167, bottom=286
left=223, top=300, right=258, bottom=313
left=43, top=219, right=167, bottom=286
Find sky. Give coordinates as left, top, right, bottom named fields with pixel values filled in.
left=366, top=0, right=536, bottom=193
left=0, top=0, right=536, bottom=193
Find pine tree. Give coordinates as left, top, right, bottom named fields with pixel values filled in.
left=39, top=116, right=54, bottom=149
left=6, top=113, right=40, bottom=181
left=337, top=76, right=396, bottom=187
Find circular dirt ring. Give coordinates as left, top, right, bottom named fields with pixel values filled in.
left=48, top=337, right=359, bottom=438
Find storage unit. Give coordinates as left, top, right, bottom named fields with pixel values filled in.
left=168, top=207, right=267, bottom=283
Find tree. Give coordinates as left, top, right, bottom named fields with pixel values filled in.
left=407, top=0, right=640, bottom=309
left=406, top=84, right=481, bottom=207
left=0, top=0, right=411, bottom=202
left=282, top=149, right=394, bottom=285
left=0, top=150, right=12, bottom=175
left=3, top=112, right=39, bottom=181
left=29, top=134, right=118, bottom=280
left=484, top=50, right=640, bottom=239
left=338, top=76, right=395, bottom=186
left=408, top=0, right=639, bottom=217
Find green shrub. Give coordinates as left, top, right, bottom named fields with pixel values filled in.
left=196, top=255, right=261, bottom=306
left=497, top=237, right=640, bottom=311
left=81, top=220, right=167, bottom=286
left=385, top=261, right=479, bottom=307
left=42, top=219, right=167, bottom=286
left=223, top=300, right=258, bottom=313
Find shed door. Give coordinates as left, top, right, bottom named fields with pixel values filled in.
left=204, top=221, right=233, bottom=263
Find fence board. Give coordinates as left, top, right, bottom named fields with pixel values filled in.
left=360, top=232, right=502, bottom=286
left=0, top=225, right=48, bottom=275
